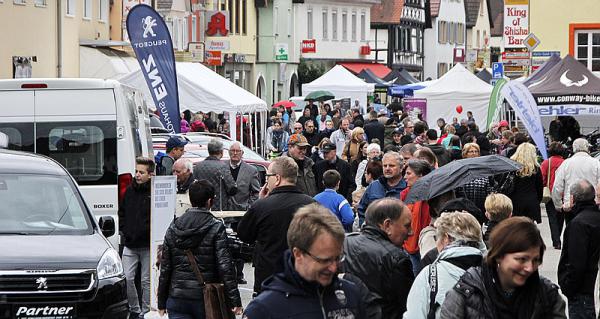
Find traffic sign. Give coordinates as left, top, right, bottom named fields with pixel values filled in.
left=524, top=33, right=540, bottom=52
left=492, top=62, right=504, bottom=79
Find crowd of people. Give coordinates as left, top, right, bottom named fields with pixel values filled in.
left=125, top=101, right=600, bottom=319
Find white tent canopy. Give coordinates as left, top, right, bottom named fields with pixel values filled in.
left=118, top=62, right=267, bottom=114
left=302, top=65, right=375, bottom=114
left=414, top=63, right=493, bottom=130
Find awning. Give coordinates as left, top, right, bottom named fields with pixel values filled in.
left=339, top=62, right=392, bottom=78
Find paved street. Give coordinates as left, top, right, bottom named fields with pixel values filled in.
left=146, top=204, right=591, bottom=318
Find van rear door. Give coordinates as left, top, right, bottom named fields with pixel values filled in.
left=0, top=91, right=35, bottom=152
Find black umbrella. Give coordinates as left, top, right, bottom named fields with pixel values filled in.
left=404, top=155, right=522, bottom=204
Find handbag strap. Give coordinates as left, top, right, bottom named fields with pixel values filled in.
left=547, top=157, right=552, bottom=188
left=185, top=249, right=206, bottom=285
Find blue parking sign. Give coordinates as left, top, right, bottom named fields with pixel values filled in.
left=492, top=62, right=504, bottom=79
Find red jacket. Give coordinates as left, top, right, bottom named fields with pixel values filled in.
left=400, top=187, right=431, bottom=254
left=541, top=155, right=565, bottom=189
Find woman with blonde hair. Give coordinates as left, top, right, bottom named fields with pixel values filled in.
left=508, top=142, right=543, bottom=223
left=342, top=127, right=365, bottom=162
left=404, top=212, right=485, bottom=319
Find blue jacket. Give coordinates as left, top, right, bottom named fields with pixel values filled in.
left=357, top=176, right=407, bottom=225
left=314, top=189, right=355, bottom=230
left=244, top=251, right=366, bottom=319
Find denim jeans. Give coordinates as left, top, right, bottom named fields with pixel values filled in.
left=122, top=246, right=150, bottom=315
left=167, top=297, right=205, bottom=319
left=569, top=293, right=596, bottom=319
left=408, top=252, right=422, bottom=276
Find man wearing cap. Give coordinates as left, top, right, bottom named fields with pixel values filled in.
left=385, top=127, right=404, bottom=152
left=378, top=108, right=390, bottom=125
left=284, top=133, right=318, bottom=196
left=313, top=142, right=354, bottom=200
left=159, top=136, right=188, bottom=175
left=364, top=110, right=385, bottom=149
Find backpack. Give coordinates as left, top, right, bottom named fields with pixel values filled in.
left=154, top=151, right=169, bottom=175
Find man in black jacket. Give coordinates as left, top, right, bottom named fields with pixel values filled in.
left=461, top=122, right=491, bottom=155
left=237, top=157, right=315, bottom=294
left=364, top=110, right=385, bottom=149
left=313, top=143, right=354, bottom=199
left=118, top=157, right=154, bottom=319
left=342, top=198, right=414, bottom=319
left=558, top=179, right=600, bottom=319
left=423, top=129, right=451, bottom=167
left=157, top=180, right=242, bottom=317
left=244, top=205, right=366, bottom=318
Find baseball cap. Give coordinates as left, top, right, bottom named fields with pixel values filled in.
left=166, top=136, right=188, bottom=149
left=288, top=133, right=311, bottom=147
left=393, top=127, right=404, bottom=135
left=499, top=120, right=509, bottom=128
left=321, top=143, right=336, bottom=152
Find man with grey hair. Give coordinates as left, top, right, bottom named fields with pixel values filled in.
left=558, top=179, right=600, bottom=318
left=356, top=151, right=407, bottom=226
left=343, top=198, right=414, bottom=318
left=237, top=156, right=315, bottom=294
left=192, top=138, right=237, bottom=210
left=552, top=138, right=600, bottom=223
left=173, top=158, right=194, bottom=218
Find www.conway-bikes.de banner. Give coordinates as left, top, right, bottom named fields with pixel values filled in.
left=127, top=4, right=180, bottom=133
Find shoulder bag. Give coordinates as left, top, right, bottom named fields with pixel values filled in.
left=542, top=158, right=552, bottom=204
left=185, top=249, right=234, bottom=319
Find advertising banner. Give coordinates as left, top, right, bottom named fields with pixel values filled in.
left=402, top=98, right=427, bottom=122
left=501, top=81, right=548, bottom=159
left=503, top=0, right=529, bottom=48
left=127, top=4, right=181, bottom=133
left=150, top=175, right=177, bottom=310
left=487, top=78, right=508, bottom=128
left=301, top=39, right=317, bottom=53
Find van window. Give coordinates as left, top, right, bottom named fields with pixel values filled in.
left=36, top=121, right=117, bottom=185
left=0, top=123, right=34, bottom=152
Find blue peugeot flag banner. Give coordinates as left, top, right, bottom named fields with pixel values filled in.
left=126, top=4, right=181, bottom=133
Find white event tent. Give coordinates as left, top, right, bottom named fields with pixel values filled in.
left=302, top=65, right=375, bottom=114
left=118, top=62, right=268, bottom=145
left=414, top=63, right=493, bottom=130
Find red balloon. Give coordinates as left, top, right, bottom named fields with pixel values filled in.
left=456, top=105, right=463, bottom=114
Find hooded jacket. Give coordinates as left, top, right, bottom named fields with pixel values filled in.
left=424, top=143, right=451, bottom=167
left=244, top=251, right=366, bottom=319
left=157, top=207, right=241, bottom=310
left=404, top=245, right=483, bottom=319
left=342, top=226, right=414, bottom=319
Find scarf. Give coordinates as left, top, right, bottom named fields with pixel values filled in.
left=482, top=262, right=541, bottom=319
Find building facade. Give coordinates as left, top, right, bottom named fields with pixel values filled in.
left=423, top=0, right=466, bottom=79
left=254, top=0, right=299, bottom=106
left=0, top=0, right=110, bottom=78
left=294, top=0, right=379, bottom=69
left=530, top=0, right=600, bottom=74
left=370, top=0, right=428, bottom=80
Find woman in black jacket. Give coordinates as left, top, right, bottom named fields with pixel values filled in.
left=440, top=217, right=566, bottom=319
left=158, top=180, right=242, bottom=318
left=507, top=142, right=544, bottom=223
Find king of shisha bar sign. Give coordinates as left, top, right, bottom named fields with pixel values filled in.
left=503, top=0, right=529, bottom=48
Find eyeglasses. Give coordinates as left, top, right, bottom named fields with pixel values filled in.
left=302, top=250, right=346, bottom=265
left=307, top=126, right=315, bottom=128
left=229, top=149, right=242, bottom=153
left=265, top=173, right=277, bottom=177
left=467, top=150, right=480, bottom=154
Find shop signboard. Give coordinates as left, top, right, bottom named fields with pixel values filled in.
left=503, top=0, right=529, bottom=48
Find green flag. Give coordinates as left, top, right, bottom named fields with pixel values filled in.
left=487, top=79, right=508, bottom=129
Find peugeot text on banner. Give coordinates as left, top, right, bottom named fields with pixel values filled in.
left=126, top=4, right=181, bottom=133
left=501, top=81, right=548, bottom=159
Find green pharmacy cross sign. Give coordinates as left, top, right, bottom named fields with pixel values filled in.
left=275, top=43, right=288, bottom=61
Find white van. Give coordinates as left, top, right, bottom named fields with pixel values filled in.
left=0, top=78, right=153, bottom=248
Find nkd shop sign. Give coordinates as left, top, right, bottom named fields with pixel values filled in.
left=503, top=0, right=529, bottom=48
left=301, top=39, right=316, bottom=53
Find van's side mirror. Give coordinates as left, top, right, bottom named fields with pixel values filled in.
left=99, top=216, right=115, bottom=238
